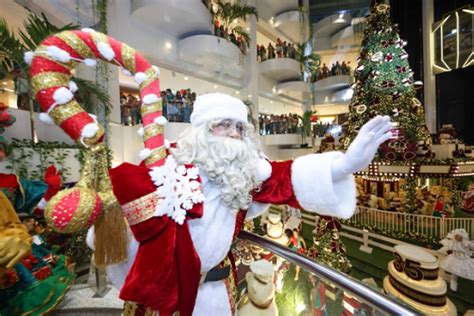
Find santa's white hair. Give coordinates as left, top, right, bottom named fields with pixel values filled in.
left=171, top=119, right=261, bottom=213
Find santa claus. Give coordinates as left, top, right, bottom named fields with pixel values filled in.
left=89, top=93, right=392, bottom=316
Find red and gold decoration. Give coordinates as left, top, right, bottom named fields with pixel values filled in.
left=28, top=29, right=167, bottom=265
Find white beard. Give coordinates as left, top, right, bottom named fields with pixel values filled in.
left=171, top=122, right=260, bottom=212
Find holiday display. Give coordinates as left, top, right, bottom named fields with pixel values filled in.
left=438, top=229, right=474, bottom=291
left=308, top=216, right=351, bottom=274
left=237, top=260, right=278, bottom=316
left=344, top=3, right=430, bottom=161
left=461, top=183, right=474, bottom=213
left=0, top=176, right=74, bottom=315
left=383, top=244, right=456, bottom=315
left=26, top=23, right=396, bottom=314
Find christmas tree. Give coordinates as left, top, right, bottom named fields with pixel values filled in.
left=308, top=216, right=351, bottom=274
left=343, top=2, right=431, bottom=161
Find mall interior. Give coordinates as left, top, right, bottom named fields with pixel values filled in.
left=0, top=0, right=474, bottom=315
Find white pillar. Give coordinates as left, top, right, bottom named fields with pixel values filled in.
left=422, top=0, right=437, bottom=133
left=242, top=0, right=259, bottom=127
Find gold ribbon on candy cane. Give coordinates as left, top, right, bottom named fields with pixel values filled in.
left=30, top=30, right=166, bottom=265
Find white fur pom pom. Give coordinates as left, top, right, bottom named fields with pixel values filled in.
left=137, top=127, right=144, bottom=137
left=122, top=69, right=132, bottom=76
left=89, top=114, right=98, bottom=122
left=68, top=81, right=78, bottom=93
left=143, top=94, right=159, bottom=104
left=81, top=28, right=96, bottom=33
left=83, top=58, right=97, bottom=67
left=53, top=87, right=74, bottom=105
left=256, top=158, right=272, bottom=182
left=81, top=123, right=99, bottom=138
left=139, top=148, right=151, bottom=160
left=97, top=42, right=115, bottom=61
left=39, top=113, right=55, bottom=125
left=152, top=65, right=160, bottom=77
left=24, top=51, right=34, bottom=65
left=37, top=197, right=48, bottom=210
left=47, top=46, right=71, bottom=63
left=134, top=72, right=147, bottom=84
left=165, top=139, right=171, bottom=149
left=154, top=116, right=167, bottom=125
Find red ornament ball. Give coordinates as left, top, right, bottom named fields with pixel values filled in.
left=45, top=187, right=102, bottom=233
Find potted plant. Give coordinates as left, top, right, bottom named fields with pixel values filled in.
left=212, top=0, right=258, bottom=48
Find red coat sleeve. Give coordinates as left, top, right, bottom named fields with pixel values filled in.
left=252, top=160, right=301, bottom=209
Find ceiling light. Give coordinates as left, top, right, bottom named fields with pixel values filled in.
left=235, top=91, right=240, bottom=95
left=2, top=82, right=7, bottom=85
left=246, top=27, right=250, bottom=31
left=247, top=94, right=252, bottom=98
left=184, top=76, right=189, bottom=80
left=214, top=85, right=218, bottom=89
left=270, top=100, right=273, bottom=104
left=165, top=42, right=172, bottom=49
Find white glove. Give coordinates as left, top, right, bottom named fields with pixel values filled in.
left=332, top=115, right=392, bottom=180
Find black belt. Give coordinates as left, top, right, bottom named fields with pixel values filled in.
left=200, top=265, right=230, bottom=284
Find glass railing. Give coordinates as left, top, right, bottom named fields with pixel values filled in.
left=235, top=230, right=418, bottom=315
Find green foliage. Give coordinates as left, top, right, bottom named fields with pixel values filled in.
left=213, top=0, right=258, bottom=48
left=345, top=3, right=430, bottom=152
left=74, top=77, right=112, bottom=115
left=298, top=110, right=316, bottom=137
left=4, top=138, right=84, bottom=181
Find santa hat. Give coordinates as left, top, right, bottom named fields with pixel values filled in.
left=190, top=93, right=248, bottom=127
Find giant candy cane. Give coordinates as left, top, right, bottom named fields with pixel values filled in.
left=28, top=29, right=166, bottom=265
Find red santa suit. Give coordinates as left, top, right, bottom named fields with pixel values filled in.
left=107, top=149, right=356, bottom=316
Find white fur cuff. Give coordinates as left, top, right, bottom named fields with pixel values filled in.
left=246, top=201, right=270, bottom=220
left=291, top=152, right=356, bottom=219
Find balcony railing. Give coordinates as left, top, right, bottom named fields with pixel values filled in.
left=238, top=230, right=418, bottom=315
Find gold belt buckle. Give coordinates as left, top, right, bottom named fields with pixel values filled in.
left=199, top=272, right=207, bottom=285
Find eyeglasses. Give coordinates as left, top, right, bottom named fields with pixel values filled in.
left=211, top=119, right=245, bottom=138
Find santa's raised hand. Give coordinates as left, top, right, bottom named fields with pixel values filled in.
left=332, top=115, right=392, bottom=180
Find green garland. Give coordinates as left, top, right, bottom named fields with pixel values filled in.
left=4, top=138, right=84, bottom=181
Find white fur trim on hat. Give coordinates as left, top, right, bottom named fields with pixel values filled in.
left=97, top=42, right=115, bottom=61
left=139, top=148, right=151, bottom=160
left=154, top=116, right=167, bottom=125
left=81, top=123, right=99, bottom=138
left=47, top=46, right=71, bottom=63
left=143, top=94, right=159, bottom=104
left=190, top=92, right=248, bottom=127
left=39, top=113, right=55, bottom=125
left=137, top=127, right=144, bottom=137
left=53, top=87, right=74, bottom=105
left=24, top=51, right=34, bottom=65
left=256, top=158, right=272, bottom=182
left=83, top=58, right=97, bottom=67
left=134, top=72, right=147, bottom=84
left=68, top=81, right=78, bottom=93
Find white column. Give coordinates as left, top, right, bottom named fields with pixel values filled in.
left=422, top=0, right=437, bottom=133
left=242, top=0, right=259, bottom=126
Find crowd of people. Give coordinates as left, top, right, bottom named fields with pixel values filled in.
left=258, top=113, right=301, bottom=135
left=312, top=61, right=351, bottom=82
left=213, top=20, right=248, bottom=54
left=257, top=38, right=297, bottom=62
left=120, top=89, right=197, bottom=125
